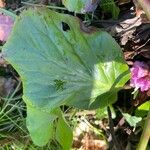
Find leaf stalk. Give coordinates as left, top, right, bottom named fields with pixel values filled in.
left=137, top=108, right=150, bottom=150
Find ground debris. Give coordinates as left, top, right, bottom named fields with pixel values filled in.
left=110, top=12, right=150, bottom=62
left=0, top=76, right=16, bottom=97
left=73, top=120, right=108, bottom=150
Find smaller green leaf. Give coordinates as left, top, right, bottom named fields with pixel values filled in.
left=96, top=105, right=116, bottom=119
left=135, top=101, right=150, bottom=117
left=137, top=101, right=150, bottom=111
left=56, top=116, right=73, bottom=150
left=122, top=113, right=142, bottom=127
left=26, top=105, right=59, bottom=146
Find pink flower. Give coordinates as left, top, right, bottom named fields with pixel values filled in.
left=0, top=14, right=14, bottom=42
left=130, top=61, right=150, bottom=92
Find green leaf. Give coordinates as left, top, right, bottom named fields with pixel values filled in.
left=2, top=8, right=130, bottom=146
left=62, top=0, right=99, bottom=13
left=135, top=101, right=150, bottom=117
left=100, top=0, right=120, bottom=19
left=96, top=105, right=116, bottom=119
left=56, top=116, right=73, bottom=150
left=122, top=113, right=142, bottom=127
left=26, top=104, right=58, bottom=146
left=2, top=8, right=129, bottom=110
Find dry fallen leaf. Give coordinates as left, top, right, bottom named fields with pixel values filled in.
left=73, top=121, right=108, bottom=150
left=0, top=14, right=14, bottom=42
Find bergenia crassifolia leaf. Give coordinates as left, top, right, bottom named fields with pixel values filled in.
left=2, top=8, right=130, bottom=146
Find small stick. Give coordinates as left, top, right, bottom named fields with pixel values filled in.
left=21, top=2, right=67, bottom=10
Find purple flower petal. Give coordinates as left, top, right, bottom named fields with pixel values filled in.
left=0, top=14, right=14, bottom=42
left=130, top=61, right=150, bottom=91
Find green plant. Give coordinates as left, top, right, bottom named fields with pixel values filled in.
left=100, top=0, right=120, bottom=19
left=2, top=7, right=130, bottom=149
left=0, top=81, right=27, bottom=149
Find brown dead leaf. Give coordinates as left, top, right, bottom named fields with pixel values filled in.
left=111, top=17, right=142, bottom=46
left=73, top=121, right=108, bottom=150
left=81, top=133, right=108, bottom=150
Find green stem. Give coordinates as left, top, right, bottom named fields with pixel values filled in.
left=137, top=109, right=150, bottom=150
left=136, top=0, right=150, bottom=20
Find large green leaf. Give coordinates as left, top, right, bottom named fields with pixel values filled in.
left=2, top=8, right=129, bottom=147
left=62, top=0, right=99, bottom=13
left=2, top=8, right=129, bottom=111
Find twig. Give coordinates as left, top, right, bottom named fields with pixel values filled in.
left=137, top=109, right=150, bottom=150
left=82, top=117, right=105, bottom=139
left=135, top=38, right=150, bottom=51
left=21, top=2, right=67, bottom=10
left=14, top=6, right=26, bottom=12
left=107, top=106, right=122, bottom=150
